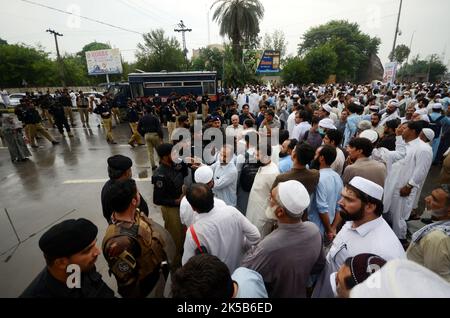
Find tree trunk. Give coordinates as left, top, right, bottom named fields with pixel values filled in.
left=232, top=35, right=242, bottom=65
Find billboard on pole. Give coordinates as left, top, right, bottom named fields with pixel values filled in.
left=85, top=48, right=123, bottom=75
left=383, top=62, right=398, bottom=85
left=256, top=50, right=281, bottom=73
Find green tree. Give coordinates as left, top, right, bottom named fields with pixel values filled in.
left=398, top=54, right=447, bottom=82
left=281, top=57, right=310, bottom=85
left=191, top=47, right=224, bottom=77
left=304, top=44, right=338, bottom=83
left=0, top=38, right=8, bottom=45
left=0, top=43, right=60, bottom=87
left=211, top=0, right=264, bottom=64
left=262, top=30, right=288, bottom=59
left=298, top=20, right=380, bottom=82
left=222, top=45, right=260, bottom=88
left=135, top=29, right=186, bottom=72
left=389, top=44, right=410, bottom=64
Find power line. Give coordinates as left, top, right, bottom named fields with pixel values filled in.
left=20, top=0, right=143, bottom=35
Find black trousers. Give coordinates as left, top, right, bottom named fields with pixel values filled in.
left=55, top=118, right=71, bottom=134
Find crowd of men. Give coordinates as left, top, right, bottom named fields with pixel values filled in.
left=5, top=80, right=450, bottom=298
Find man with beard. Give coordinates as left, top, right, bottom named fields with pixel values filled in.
left=21, top=219, right=114, bottom=298
left=407, top=185, right=450, bottom=282
left=278, top=139, right=296, bottom=173
left=312, top=176, right=405, bottom=298
left=241, top=180, right=325, bottom=298
left=379, top=99, right=400, bottom=127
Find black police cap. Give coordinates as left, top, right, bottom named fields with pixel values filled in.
left=107, top=155, right=132, bottom=171
left=39, top=219, right=98, bottom=258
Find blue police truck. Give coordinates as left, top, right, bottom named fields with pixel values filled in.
left=107, top=71, right=218, bottom=107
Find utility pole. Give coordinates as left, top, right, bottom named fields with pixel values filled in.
left=390, top=0, right=403, bottom=62
left=46, top=29, right=66, bottom=86
left=174, top=20, right=192, bottom=61
left=406, top=30, right=415, bottom=65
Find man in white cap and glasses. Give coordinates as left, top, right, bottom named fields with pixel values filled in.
left=318, top=118, right=337, bottom=137
left=312, top=176, right=405, bottom=298
left=180, top=165, right=227, bottom=227
left=379, top=99, right=400, bottom=127
left=241, top=180, right=325, bottom=298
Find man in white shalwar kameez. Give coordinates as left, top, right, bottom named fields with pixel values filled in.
left=246, top=145, right=280, bottom=235
left=382, top=121, right=433, bottom=242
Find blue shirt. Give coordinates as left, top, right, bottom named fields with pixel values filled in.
left=278, top=155, right=293, bottom=173
left=343, top=114, right=361, bottom=147
left=308, top=168, right=343, bottom=234
left=231, top=267, right=268, bottom=298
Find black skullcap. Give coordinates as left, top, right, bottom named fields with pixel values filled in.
left=348, top=253, right=387, bottom=286
left=107, top=155, right=132, bottom=171
left=39, top=219, right=98, bottom=258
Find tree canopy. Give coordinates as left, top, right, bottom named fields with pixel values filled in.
left=135, top=29, right=186, bottom=72
left=298, top=20, right=380, bottom=82
left=398, top=54, right=447, bottom=82
left=389, top=44, right=411, bottom=64
left=212, top=0, right=264, bottom=63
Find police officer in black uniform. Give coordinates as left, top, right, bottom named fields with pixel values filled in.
left=152, top=143, right=188, bottom=269
left=20, top=218, right=114, bottom=298
left=101, top=155, right=149, bottom=224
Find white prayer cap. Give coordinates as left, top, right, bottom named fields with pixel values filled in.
left=422, top=128, right=435, bottom=142
left=319, top=118, right=337, bottom=130
left=293, top=94, right=300, bottom=99
left=387, top=99, right=399, bottom=107
left=322, top=104, right=333, bottom=114
left=432, top=103, right=443, bottom=110
left=267, top=180, right=310, bottom=219
left=357, top=120, right=372, bottom=131
left=369, top=105, right=380, bottom=111
left=349, top=176, right=384, bottom=201
left=194, top=165, right=214, bottom=184
left=359, top=129, right=379, bottom=144
left=350, top=259, right=450, bottom=298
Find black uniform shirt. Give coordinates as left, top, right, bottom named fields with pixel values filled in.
left=20, top=267, right=114, bottom=298
left=152, top=163, right=187, bottom=207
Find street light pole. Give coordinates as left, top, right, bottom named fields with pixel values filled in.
left=390, top=0, right=403, bottom=62
left=406, top=30, right=415, bottom=65
left=46, top=29, right=66, bottom=87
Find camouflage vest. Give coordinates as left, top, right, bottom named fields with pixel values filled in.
left=102, top=211, right=168, bottom=282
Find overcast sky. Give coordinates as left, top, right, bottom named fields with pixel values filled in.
left=2, top=0, right=450, bottom=67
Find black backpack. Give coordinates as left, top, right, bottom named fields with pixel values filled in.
left=240, top=152, right=260, bottom=192
left=428, top=115, right=444, bottom=138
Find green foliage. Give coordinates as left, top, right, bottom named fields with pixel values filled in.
left=304, top=44, right=338, bottom=83
left=0, top=43, right=60, bottom=87
left=222, top=45, right=260, bottom=87
left=298, top=20, right=380, bottom=82
left=281, top=57, right=310, bottom=85
left=211, top=0, right=264, bottom=63
left=389, top=44, right=410, bottom=64
left=135, top=29, right=186, bottom=72
left=190, top=47, right=224, bottom=77
left=398, top=54, right=447, bottom=82
left=0, top=38, right=8, bottom=45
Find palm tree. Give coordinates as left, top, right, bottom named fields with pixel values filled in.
left=211, top=0, right=264, bottom=64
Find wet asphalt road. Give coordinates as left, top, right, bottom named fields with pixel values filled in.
left=0, top=115, right=443, bottom=297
